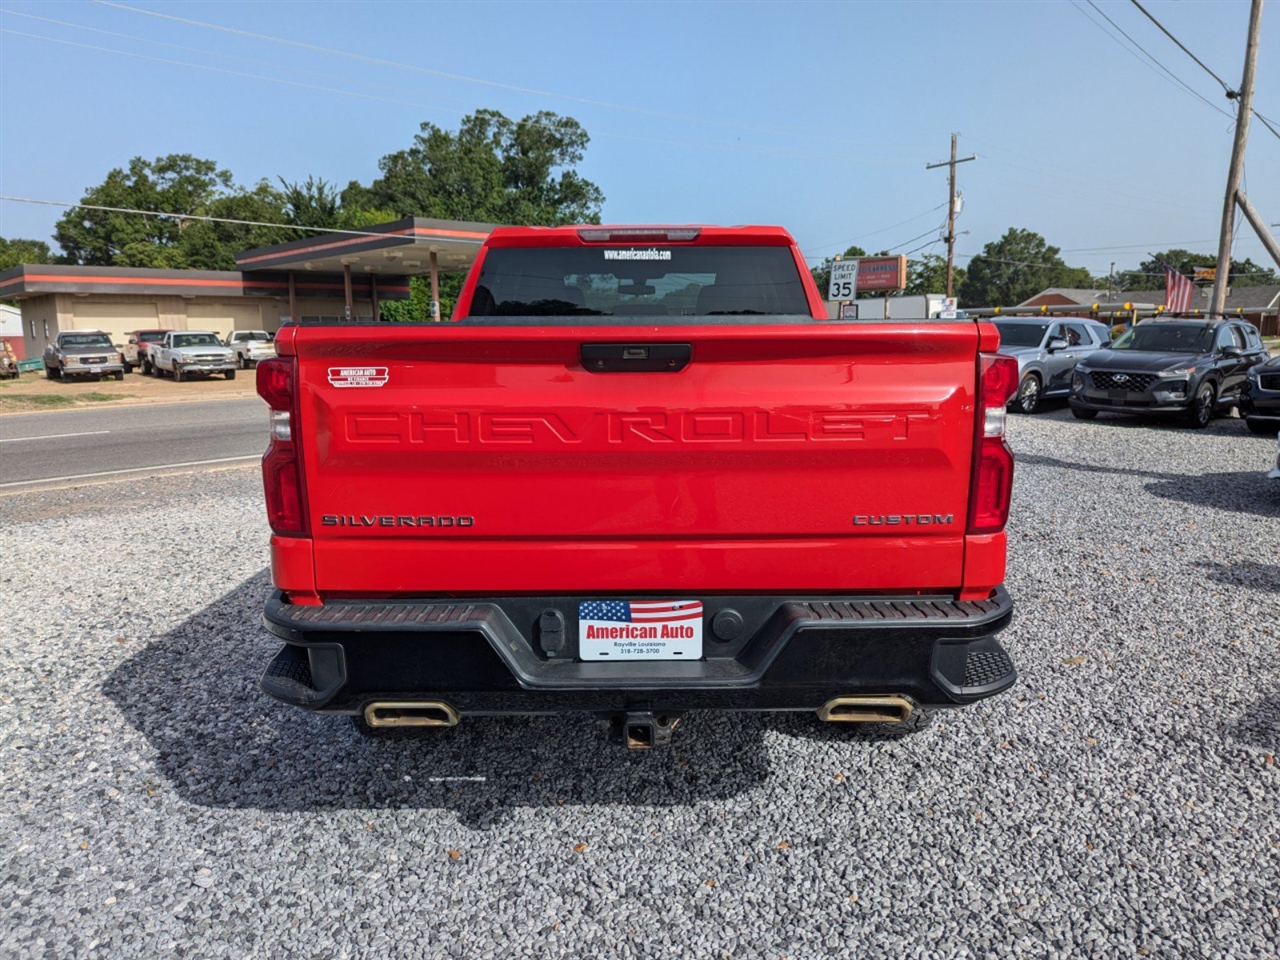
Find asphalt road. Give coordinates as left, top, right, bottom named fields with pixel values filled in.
left=0, top=398, right=266, bottom=491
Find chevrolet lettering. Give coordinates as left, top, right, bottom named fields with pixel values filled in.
left=345, top=408, right=937, bottom=446
left=255, top=223, right=1019, bottom=749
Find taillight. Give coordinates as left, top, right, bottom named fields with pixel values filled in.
left=967, top=353, right=1018, bottom=535
left=256, top=356, right=308, bottom=536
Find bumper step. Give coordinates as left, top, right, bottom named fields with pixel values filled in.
left=260, top=589, right=1015, bottom=714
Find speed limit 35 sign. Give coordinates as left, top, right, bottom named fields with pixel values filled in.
left=828, top=260, right=859, bottom=301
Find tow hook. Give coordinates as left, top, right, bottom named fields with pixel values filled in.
left=607, top=712, right=681, bottom=750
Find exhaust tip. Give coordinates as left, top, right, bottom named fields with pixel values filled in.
left=363, top=701, right=459, bottom=728
left=817, top=696, right=914, bottom=724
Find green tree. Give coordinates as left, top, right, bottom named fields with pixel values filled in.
left=958, top=228, right=1094, bottom=307
left=53, top=155, right=293, bottom=269
left=279, top=175, right=342, bottom=231
left=0, top=237, right=53, bottom=271
left=346, top=109, right=604, bottom=225
left=904, top=253, right=965, bottom=296
left=1113, top=248, right=1279, bottom=291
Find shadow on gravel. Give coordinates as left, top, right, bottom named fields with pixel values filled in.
left=1228, top=689, right=1279, bottom=753
left=1196, top=561, right=1280, bottom=594
left=1041, top=412, right=1253, bottom=435
left=1019, top=453, right=1280, bottom=519
left=104, top=571, right=899, bottom=822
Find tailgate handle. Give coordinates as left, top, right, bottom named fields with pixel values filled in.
left=581, top=343, right=691, bottom=373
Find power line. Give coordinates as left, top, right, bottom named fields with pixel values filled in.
left=901, top=237, right=945, bottom=258
left=1250, top=108, right=1280, bottom=141
left=1125, top=1, right=1279, bottom=142
left=888, top=224, right=946, bottom=254
left=0, top=27, right=879, bottom=166
left=1127, top=0, right=1234, bottom=94
left=954, top=250, right=1276, bottom=276
left=805, top=203, right=947, bottom=257
left=0, top=28, right=475, bottom=114
left=90, top=0, right=717, bottom=126
left=1074, top=0, right=1233, bottom=119
left=0, top=195, right=397, bottom=238
left=90, top=0, right=907, bottom=157
left=0, top=8, right=474, bottom=109
left=964, top=137, right=1220, bottom=215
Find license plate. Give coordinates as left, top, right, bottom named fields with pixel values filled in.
left=578, top=600, right=704, bottom=661
left=89, top=366, right=102, bottom=373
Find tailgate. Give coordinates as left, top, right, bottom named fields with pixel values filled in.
left=292, top=322, right=978, bottom=594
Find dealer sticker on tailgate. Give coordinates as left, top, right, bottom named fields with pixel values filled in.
left=578, top=600, right=704, bottom=661
left=328, top=366, right=389, bottom=388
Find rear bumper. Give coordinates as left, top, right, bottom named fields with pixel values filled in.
left=259, top=588, right=1016, bottom=716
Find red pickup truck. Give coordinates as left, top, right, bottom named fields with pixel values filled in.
left=256, top=225, right=1018, bottom=748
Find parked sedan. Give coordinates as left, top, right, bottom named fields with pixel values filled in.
left=1239, top=355, right=1280, bottom=436
left=1069, top=319, right=1270, bottom=428
left=994, top=317, right=1111, bottom=413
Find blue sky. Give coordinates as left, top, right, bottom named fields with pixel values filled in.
left=1, top=0, right=1278, bottom=281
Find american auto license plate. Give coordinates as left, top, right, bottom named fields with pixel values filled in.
left=89, top=366, right=102, bottom=373
left=578, top=600, right=704, bottom=661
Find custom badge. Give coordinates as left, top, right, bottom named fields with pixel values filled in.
left=327, top=366, right=389, bottom=388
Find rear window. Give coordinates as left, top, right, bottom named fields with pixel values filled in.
left=993, top=322, right=1048, bottom=347
left=467, top=246, right=810, bottom=318
left=1112, top=324, right=1214, bottom=353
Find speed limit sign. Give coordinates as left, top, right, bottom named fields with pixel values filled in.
left=828, top=260, right=859, bottom=301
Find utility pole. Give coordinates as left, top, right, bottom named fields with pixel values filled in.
left=926, top=133, right=976, bottom=297
left=1209, top=0, right=1263, bottom=318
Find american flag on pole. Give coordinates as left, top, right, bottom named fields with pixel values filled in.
left=1163, top=263, right=1195, bottom=315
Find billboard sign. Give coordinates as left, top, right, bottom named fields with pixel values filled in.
left=854, top=255, right=909, bottom=291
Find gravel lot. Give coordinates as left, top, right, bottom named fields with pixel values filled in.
left=2, top=407, right=1277, bottom=959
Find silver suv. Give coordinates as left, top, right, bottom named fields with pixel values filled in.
left=993, top=317, right=1111, bottom=413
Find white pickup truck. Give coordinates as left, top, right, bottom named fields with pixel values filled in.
left=226, top=329, right=276, bottom=369
left=150, top=331, right=237, bottom=382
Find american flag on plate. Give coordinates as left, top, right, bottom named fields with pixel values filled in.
left=1163, top=263, right=1195, bottom=315
left=578, top=600, right=705, bottom=661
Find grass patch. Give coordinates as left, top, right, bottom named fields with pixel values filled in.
left=0, top=392, right=126, bottom=411
left=0, top=394, right=77, bottom=409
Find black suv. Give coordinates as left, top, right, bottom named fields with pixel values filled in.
left=1069, top=319, right=1270, bottom=428
left=1240, top=354, right=1280, bottom=436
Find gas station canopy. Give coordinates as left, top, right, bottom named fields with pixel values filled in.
left=235, top=216, right=496, bottom=276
